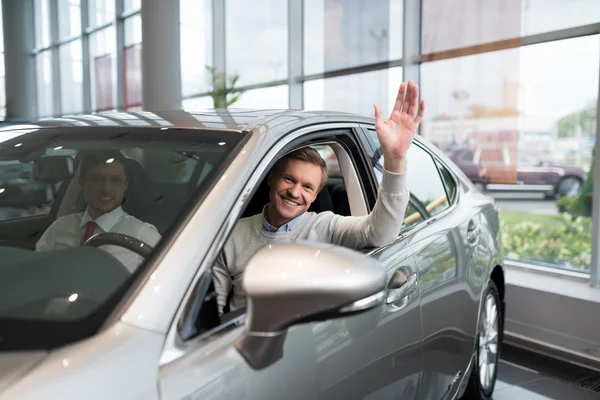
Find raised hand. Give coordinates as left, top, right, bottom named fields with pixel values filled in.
left=374, top=80, right=425, bottom=173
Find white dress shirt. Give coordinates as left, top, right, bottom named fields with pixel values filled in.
left=36, top=206, right=161, bottom=273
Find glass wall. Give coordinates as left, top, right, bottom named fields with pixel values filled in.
left=0, top=3, right=5, bottom=118
left=124, top=14, right=142, bottom=110
left=226, top=0, right=288, bottom=86
left=31, top=0, right=141, bottom=117
left=180, top=0, right=213, bottom=98
left=12, top=0, right=600, bottom=279
left=419, top=2, right=600, bottom=274
left=304, top=0, right=403, bottom=75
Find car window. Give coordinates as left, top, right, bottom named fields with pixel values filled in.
left=133, top=149, right=200, bottom=184
left=0, top=126, right=247, bottom=351
left=369, top=133, right=450, bottom=224
left=403, top=199, right=425, bottom=229
left=436, top=160, right=457, bottom=204
left=0, top=147, right=79, bottom=221
left=184, top=135, right=362, bottom=340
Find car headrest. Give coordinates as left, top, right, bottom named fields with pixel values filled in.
left=69, top=157, right=161, bottom=217
left=33, top=156, right=74, bottom=183
left=121, top=158, right=161, bottom=215
left=242, top=178, right=335, bottom=219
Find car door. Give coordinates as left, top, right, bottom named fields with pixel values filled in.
left=157, top=126, right=422, bottom=400
left=362, top=127, right=477, bottom=400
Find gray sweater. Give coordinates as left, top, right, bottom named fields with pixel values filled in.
left=212, top=168, right=409, bottom=314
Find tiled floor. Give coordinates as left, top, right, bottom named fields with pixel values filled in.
left=493, top=343, right=600, bottom=400
left=494, top=360, right=600, bottom=399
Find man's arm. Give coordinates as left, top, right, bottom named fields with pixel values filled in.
left=327, top=80, right=424, bottom=249
left=328, top=168, right=408, bottom=249
left=35, top=222, right=56, bottom=251
left=138, top=223, right=161, bottom=247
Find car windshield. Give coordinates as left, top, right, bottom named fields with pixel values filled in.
left=0, top=125, right=247, bottom=350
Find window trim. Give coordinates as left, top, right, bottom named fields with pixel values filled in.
left=159, top=122, right=376, bottom=366
left=435, top=158, right=459, bottom=205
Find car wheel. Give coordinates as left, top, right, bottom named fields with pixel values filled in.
left=556, top=176, right=582, bottom=198
left=462, top=281, right=502, bottom=400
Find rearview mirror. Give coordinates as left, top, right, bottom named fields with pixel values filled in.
left=235, top=241, right=386, bottom=370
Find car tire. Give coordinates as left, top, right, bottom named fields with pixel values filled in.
left=556, top=176, right=582, bottom=198
left=461, top=280, right=502, bottom=400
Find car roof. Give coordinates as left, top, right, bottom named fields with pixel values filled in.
left=18, top=109, right=375, bottom=136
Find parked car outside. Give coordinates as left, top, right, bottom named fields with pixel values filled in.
left=448, top=144, right=587, bottom=198
left=0, top=110, right=505, bottom=400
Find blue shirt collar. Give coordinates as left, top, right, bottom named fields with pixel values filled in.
left=261, top=204, right=306, bottom=232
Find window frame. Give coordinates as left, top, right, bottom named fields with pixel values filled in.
left=358, top=124, right=462, bottom=238
left=168, top=124, right=377, bottom=349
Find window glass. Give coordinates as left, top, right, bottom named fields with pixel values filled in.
left=420, top=34, right=598, bottom=273
left=123, top=0, right=141, bottom=13
left=0, top=160, right=54, bottom=219
left=226, top=0, right=287, bottom=86
left=90, top=27, right=116, bottom=112
left=124, top=14, right=141, bottom=46
left=88, top=0, right=114, bottom=28
left=36, top=51, right=54, bottom=117
left=403, top=200, right=425, bottom=230
left=59, top=40, right=84, bottom=114
left=304, top=67, right=403, bottom=117
left=422, top=0, right=600, bottom=54
left=34, top=0, right=51, bottom=49
left=372, top=140, right=450, bottom=220
left=304, top=0, right=403, bottom=75
left=0, top=127, right=247, bottom=351
left=232, top=85, right=289, bottom=109
left=124, top=16, right=142, bottom=110
left=0, top=54, right=5, bottom=111
left=182, top=96, right=214, bottom=110
left=436, top=160, right=457, bottom=203
left=520, top=0, right=600, bottom=37
left=181, top=0, right=213, bottom=96
left=141, top=150, right=200, bottom=184
left=58, top=0, right=81, bottom=40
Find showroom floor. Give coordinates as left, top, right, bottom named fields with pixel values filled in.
left=495, top=345, right=600, bottom=399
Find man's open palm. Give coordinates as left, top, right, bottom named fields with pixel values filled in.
left=374, top=80, right=425, bottom=164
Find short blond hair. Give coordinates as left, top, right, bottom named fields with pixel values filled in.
left=272, top=147, right=329, bottom=192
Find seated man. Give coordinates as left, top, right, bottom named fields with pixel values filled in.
left=213, top=80, right=425, bottom=314
left=36, top=150, right=161, bottom=273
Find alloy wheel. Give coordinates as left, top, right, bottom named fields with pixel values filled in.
left=478, top=292, right=499, bottom=392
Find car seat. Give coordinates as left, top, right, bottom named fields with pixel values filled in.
left=242, top=177, right=335, bottom=219
left=59, top=156, right=171, bottom=235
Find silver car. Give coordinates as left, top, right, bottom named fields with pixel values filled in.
left=0, top=109, right=505, bottom=400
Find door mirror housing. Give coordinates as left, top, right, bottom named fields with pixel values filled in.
left=235, top=241, right=386, bottom=370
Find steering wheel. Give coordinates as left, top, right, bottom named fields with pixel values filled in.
left=82, top=232, right=154, bottom=258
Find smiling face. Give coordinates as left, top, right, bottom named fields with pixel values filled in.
left=267, top=158, right=323, bottom=228
left=81, top=160, right=128, bottom=220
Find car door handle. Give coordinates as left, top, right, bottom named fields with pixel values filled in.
left=386, top=268, right=418, bottom=304
left=467, top=220, right=479, bottom=244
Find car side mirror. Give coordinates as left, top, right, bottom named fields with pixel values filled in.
left=235, top=241, right=386, bottom=370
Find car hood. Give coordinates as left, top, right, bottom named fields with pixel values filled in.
left=0, top=351, right=47, bottom=394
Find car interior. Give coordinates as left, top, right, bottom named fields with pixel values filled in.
left=241, top=144, right=354, bottom=219
left=0, top=146, right=224, bottom=326
left=191, top=141, right=372, bottom=335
